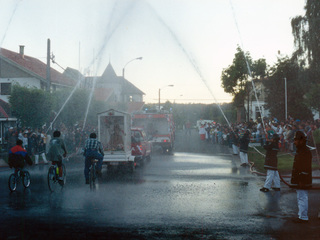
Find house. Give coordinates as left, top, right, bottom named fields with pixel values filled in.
left=82, top=63, right=145, bottom=113
left=244, top=79, right=270, bottom=121
left=0, top=46, right=76, bottom=144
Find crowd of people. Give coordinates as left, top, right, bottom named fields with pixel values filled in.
left=4, top=124, right=97, bottom=164
left=197, top=115, right=317, bottom=223
left=198, top=115, right=320, bottom=152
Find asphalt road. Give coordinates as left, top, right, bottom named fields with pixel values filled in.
left=1, top=129, right=320, bottom=240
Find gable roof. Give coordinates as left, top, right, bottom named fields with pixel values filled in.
left=0, top=47, right=75, bottom=87
left=99, top=63, right=145, bottom=95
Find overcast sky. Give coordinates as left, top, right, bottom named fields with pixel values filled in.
left=0, top=0, right=306, bottom=104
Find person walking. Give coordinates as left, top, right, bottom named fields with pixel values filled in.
left=260, top=134, right=280, bottom=192
left=290, top=131, right=312, bottom=223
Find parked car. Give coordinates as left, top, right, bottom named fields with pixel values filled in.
left=131, top=127, right=152, bottom=166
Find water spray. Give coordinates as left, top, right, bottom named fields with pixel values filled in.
left=0, top=1, right=21, bottom=48
left=145, top=1, right=233, bottom=130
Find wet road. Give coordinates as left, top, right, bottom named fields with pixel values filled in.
left=1, top=130, right=320, bottom=239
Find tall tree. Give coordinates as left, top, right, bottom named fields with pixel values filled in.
left=292, top=0, right=320, bottom=69
left=264, top=57, right=313, bottom=120
left=221, top=46, right=266, bottom=121
left=291, top=0, right=320, bottom=113
left=9, top=85, right=52, bottom=128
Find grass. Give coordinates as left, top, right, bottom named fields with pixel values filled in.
left=248, top=146, right=320, bottom=173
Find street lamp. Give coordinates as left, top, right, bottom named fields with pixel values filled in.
left=122, top=57, right=143, bottom=78
left=158, top=85, right=174, bottom=111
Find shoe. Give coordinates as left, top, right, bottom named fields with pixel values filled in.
left=260, top=187, right=269, bottom=192
left=272, top=188, right=280, bottom=191
left=292, top=218, right=308, bottom=223
left=86, top=179, right=89, bottom=184
left=58, top=176, right=64, bottom=181
left=240, top=163, right=247, bottom=167
left=58, top=180, right=64, bottom=186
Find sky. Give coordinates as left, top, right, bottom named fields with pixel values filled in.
left=0, top=0, right=306, bottom=104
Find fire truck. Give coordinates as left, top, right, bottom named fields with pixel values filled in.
left=132, top=112, right=175, bottom=154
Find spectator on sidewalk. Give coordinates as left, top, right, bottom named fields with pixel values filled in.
left=239, top=130, right=250, bottom=167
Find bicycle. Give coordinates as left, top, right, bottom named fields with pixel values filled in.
left=89, top=158, right=99, bottom=190
left=47, top=161, right=66, bottom=192
left=8, top=168, right=31, bottom=192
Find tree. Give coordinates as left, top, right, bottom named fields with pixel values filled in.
left=221, top=46, right=266, bottom=121
left=264, top=57, right=313, bottom=120
left=9, top=85, right=52, bottom=128
left=51, top=88, right=106, bottom=129
left=292, top=0, right=320, bottom=69
left=291, top=0, right=320, bottom=113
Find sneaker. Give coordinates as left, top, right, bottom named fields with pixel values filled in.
left=260, top=187, right=269, bottom=192
left=292, top=218, right=308, bottom=224
left=240, top=163, right=247, bottom=167
left=58, top=176, right=64, bottom=181
left=272, top=187, right=280, bottom=191
left=86, top=179, right=89, bottom=184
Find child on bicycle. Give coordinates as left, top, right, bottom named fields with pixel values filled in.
left=8, top=139, right=33, bottom=173
left=47, top=130, right=67, bottom=181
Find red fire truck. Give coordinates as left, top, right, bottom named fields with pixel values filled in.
left=132, top=112, right=175, bottom=154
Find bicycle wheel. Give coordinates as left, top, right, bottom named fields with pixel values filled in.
left=22, top=171, right=31, bottom=188
left=48, top=166, right=56, bottom=192
left=8, top=173, right=17, bottom=192
left=89, top=164, right=96, bottom=190
left=60, top=164, right=66, bottom=186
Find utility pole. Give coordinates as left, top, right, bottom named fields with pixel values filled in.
left=46, top=38, right=51, bottom=92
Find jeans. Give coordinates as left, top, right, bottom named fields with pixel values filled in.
left=84, top=149, right=103, bottom=180
left=296, top=190, right=308, bottom=220
left=264, top=170, right=280, bottom=189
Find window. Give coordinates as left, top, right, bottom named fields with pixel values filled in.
left=1, top=83, right=11, bottom=95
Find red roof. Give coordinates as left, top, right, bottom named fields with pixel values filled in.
left=0, top=48, right=75, bottom=86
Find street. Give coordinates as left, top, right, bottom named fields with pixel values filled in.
left=1, top=129, right=320, bottom=240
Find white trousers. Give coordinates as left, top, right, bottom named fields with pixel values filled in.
left=296, top=190, right=308, bottom=220
left=264, top=169, right=280, bottom=189
left=35, top=153, right=48, bottom=164
left=232, top=144, right=238, bottom=155
left=239, top=152, right=248, bottom=164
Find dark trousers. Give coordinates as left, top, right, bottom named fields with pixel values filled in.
left=84, top=149, right=103, bottom=180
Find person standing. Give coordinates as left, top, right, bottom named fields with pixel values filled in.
left=239, top=130, right=250, bottom=166
left=260, top=134, right=280, bottom=192
left=291, top=131, right=312, bottom=223
left=34, top=129, right=48, bottom=164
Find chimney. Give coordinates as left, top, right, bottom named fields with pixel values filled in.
left=19, top=45, right=25, bottom=58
